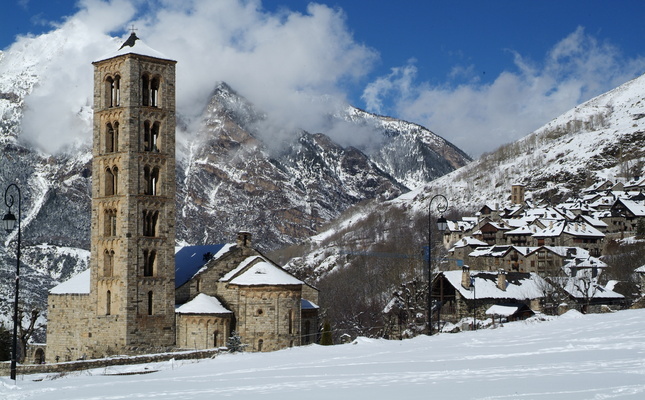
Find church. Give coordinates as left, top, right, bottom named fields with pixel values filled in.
left=45, top=33, right=319, bottom=362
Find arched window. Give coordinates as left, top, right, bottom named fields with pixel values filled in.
left=113, top=75, right=121, bottom=107
left=106, top=123, right=114, bottom=153
left=257, top=339, right=263, bottom=352
left=112, top=167, right=118, bottom=195
left=106, top=290, right=112, bottom=315
left=150, top=76, right=160, bottom=107
left=113, top=122, right=119, bottom=151
left=143, top=120, right=151, bottom=151
left=105, top=168, right=115, bottom=196
left=104, top=209, right=117, bottom=236
left=144, top=166, right=160, bottom=195
left=104, top=249, right=114, bottom=277
left=142, top=210, right=158, bottom=237
left=142, top=74, right=150, bottom=106
left=106, top=77, right=114, bottom=108
left=213, top=331, right=219, bottom=347
left=143, top=249, right=156, bottom=276
left=151, top=122, right=160, bottom=151
left=147, top=291, right=153, bottom=315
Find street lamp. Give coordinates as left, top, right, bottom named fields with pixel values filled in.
left=4, top=183, right=21, bottom=380
left=428, top=194, right=448, bottom=335
left=469, top=274, right=476, bottom=331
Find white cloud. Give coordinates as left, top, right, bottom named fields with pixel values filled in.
left=362, top=27, right=645, bottom=158
left=12, top=0, right=377, bottom=154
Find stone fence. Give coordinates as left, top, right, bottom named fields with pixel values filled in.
left=0, top=348, right=223, bottom=377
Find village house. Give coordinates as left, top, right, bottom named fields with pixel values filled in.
left=431, top=267, right=548, bottom=328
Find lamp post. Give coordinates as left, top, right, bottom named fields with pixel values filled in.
left=3, top=183, right=21, bottom=380
left=428, top=194, right=448, bottom=335
left=470, top=274, right=476, bottom=331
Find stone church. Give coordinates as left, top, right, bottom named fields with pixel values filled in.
left=45, top=34, right=318, bottom=362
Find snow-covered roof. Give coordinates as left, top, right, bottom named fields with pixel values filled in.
left=95, top=33, right=172, bottom=63
left=222, top=256, right=304, bottom=286
left=615, top=198, right=645, bottom=216
left=533, top=220, right=604, bottom=238
left=49, top=268, right=90, bottom=294
left=175, top=293, right=232, bottom=315
left=440, top=270, right=549, bottom=300
left=485, top=304, right=533, bottom=317
left=451, top=236, right=488, bottom=249
left=555, top=277, right=624, bottom=300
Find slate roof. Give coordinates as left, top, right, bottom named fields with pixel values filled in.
left=174, top=244, right=233, bottom=288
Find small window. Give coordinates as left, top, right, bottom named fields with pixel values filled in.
left=147, top=291, right=153, bottom=315
left=257, top=339, right=263, bottom=352
left=257, top=309, right=263, bottom=316
left=106, top=290, right=112, bottom=315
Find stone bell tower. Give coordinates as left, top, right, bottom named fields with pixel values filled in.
left=88, top=33, right=177, bottom=355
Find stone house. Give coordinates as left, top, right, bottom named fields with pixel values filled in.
left=431, top=267, right=548, bottom=326
left=532, top=220, right=604, bottom=257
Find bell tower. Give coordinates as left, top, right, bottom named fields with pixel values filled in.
left=88, top=33, right=177, bottom=355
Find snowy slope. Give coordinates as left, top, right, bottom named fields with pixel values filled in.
left=423, top=73, right=645, bottom=210
left=3, top=309, right=645, bottom=399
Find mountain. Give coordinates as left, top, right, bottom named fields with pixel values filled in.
left=0, top=36, right=469, bottom=326
left=286, top=72, right=645, bottom=282
left=176, top=82, right=470, bottom=249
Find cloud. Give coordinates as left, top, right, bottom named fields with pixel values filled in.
left=362, top=27, right=645, bottom=158
left=11, top=0, right=377, bottom=154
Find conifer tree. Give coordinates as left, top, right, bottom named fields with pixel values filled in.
left=226, top=331, right=247, bottom=353
left=320, top=321, right=333, bottom=345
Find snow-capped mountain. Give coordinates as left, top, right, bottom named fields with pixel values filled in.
left=287, top=72, right=645, bottom=282
left=0, top=33, right=469, bottom=325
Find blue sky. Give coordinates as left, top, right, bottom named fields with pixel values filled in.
left=3, top=0, right=645, bottom=156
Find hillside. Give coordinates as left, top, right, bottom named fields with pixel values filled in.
left=4, top=309, right=645, bottom=399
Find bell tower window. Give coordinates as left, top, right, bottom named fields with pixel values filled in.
left=143, top=166, right=160, bottom=195
left=105, top=75, right=121, bottom=108
left=104, top=209, right=117, bottom=236
left=150, top=76, right=160, bottom=107
left=105, top=167, right=118, bottom=196
left=105, top=122, right=119, bottom=153
left=142, top=74, right=149, bottom=106
left=142, top=210, right=158, bottom=237
left=143, top=249, right=156, bottom=277
left=104, top=249, right=114, bottom=276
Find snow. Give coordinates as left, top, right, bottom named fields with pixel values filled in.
left=48, top=268, right=90, bottom=294
left=485, top=304, right=523, bottom=316
left=175, top=293, right=232, bottom=314
left=442, top=270, right=548, bottom=300
left=4, top=309, right=645, bottom=399
left=95, top=36, right=170, bottom=63
left=226, top=258, right=304, bottom=286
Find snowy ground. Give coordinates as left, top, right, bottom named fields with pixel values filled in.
left=2, top=309, right=645, bottom=399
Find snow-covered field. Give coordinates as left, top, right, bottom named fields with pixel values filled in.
left=3, top=309, right=645, bottom=399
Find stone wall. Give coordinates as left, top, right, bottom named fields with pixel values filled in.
left=176, top=314, right=231, bottom=350
left=0, top=348, right=221, bottom=377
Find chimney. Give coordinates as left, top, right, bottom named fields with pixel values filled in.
left=461, top=265, right=471, bottom=289
left=497, top=269, right=507, bottom=291
left=237, top=231, right=252, bottom=248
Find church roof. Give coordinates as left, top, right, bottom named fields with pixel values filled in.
left=175, top=244, right=233, bottom=288
left=95, top=32, right=172, bottom=63
left=175, top=293, right=232, bottom=315
left=222, top=256, right=304, bottom=286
